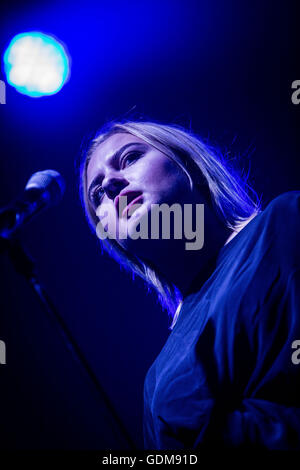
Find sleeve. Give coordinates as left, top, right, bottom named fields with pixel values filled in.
left=196, top=269, right=300, bottom=450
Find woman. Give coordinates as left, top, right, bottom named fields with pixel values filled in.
left=79, top=119, right=300, bottom=450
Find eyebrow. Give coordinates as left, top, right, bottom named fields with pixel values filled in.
left=87, top=142, right=146, bottom=205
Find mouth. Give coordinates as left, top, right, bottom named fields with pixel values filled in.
left=115, top=190, right=142, bottom=214
left=121, top=194, right=144, bottom=218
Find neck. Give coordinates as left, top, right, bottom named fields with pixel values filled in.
left=143, top=207, right=233, bottom=297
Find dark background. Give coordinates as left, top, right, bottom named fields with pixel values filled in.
left=0, top=0, right=299, bottom=449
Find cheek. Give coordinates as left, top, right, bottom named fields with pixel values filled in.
left=152, top=162, right=190, bottom=201
left=95, top=199, right=117, bottom=227
left=141, top=157, right=186, bottom=189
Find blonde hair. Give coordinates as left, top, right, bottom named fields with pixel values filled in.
left=78, top=120, right=261, bottom=328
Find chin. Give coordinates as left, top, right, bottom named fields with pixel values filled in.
left=116, top=215, right=148, bottom=253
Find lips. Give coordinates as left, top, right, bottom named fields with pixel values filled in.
left=115, top=191, right=143, bottom=218
left=122, top=194, right=143, bottom=218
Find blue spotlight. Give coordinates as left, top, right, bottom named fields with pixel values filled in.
left=3, top=32, right=70, bottom=97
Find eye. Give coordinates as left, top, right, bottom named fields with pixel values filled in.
left=120, top=151, right=142, bottom=169
left=90, top=185, right=105, bottom=208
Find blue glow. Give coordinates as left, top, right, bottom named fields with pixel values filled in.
left=3, top=32, right=70, bottom=97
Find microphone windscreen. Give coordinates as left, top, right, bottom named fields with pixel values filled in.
left=25, top=170, right=66, bottom=206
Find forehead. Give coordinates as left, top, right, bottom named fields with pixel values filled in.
left=86, top=132, right=147, bottom=185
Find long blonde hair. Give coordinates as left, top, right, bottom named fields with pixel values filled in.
left=78, top=120, right=261, bottom=328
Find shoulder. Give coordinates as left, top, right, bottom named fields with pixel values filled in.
left=260, top=190, right=300, bottom=271
left=263, top=190, right=300, bottom=220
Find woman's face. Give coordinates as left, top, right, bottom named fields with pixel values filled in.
left=86, top=132, right=200, bottom=255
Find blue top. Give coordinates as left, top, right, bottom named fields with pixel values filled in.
left=143, top=191, right=300, bottom=450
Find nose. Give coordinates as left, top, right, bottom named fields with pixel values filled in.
left=101, top=172, right=129, bottom=201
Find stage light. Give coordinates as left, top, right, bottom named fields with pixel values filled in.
left=3, top=32, right=70, bottom=97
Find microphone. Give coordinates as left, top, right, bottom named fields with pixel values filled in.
left=0, top=169, right=136, bottom=449
left=0, top=169, right=65, bottom=239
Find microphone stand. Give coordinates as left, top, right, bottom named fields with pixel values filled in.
left=0, top=234, right=136, bottom=450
